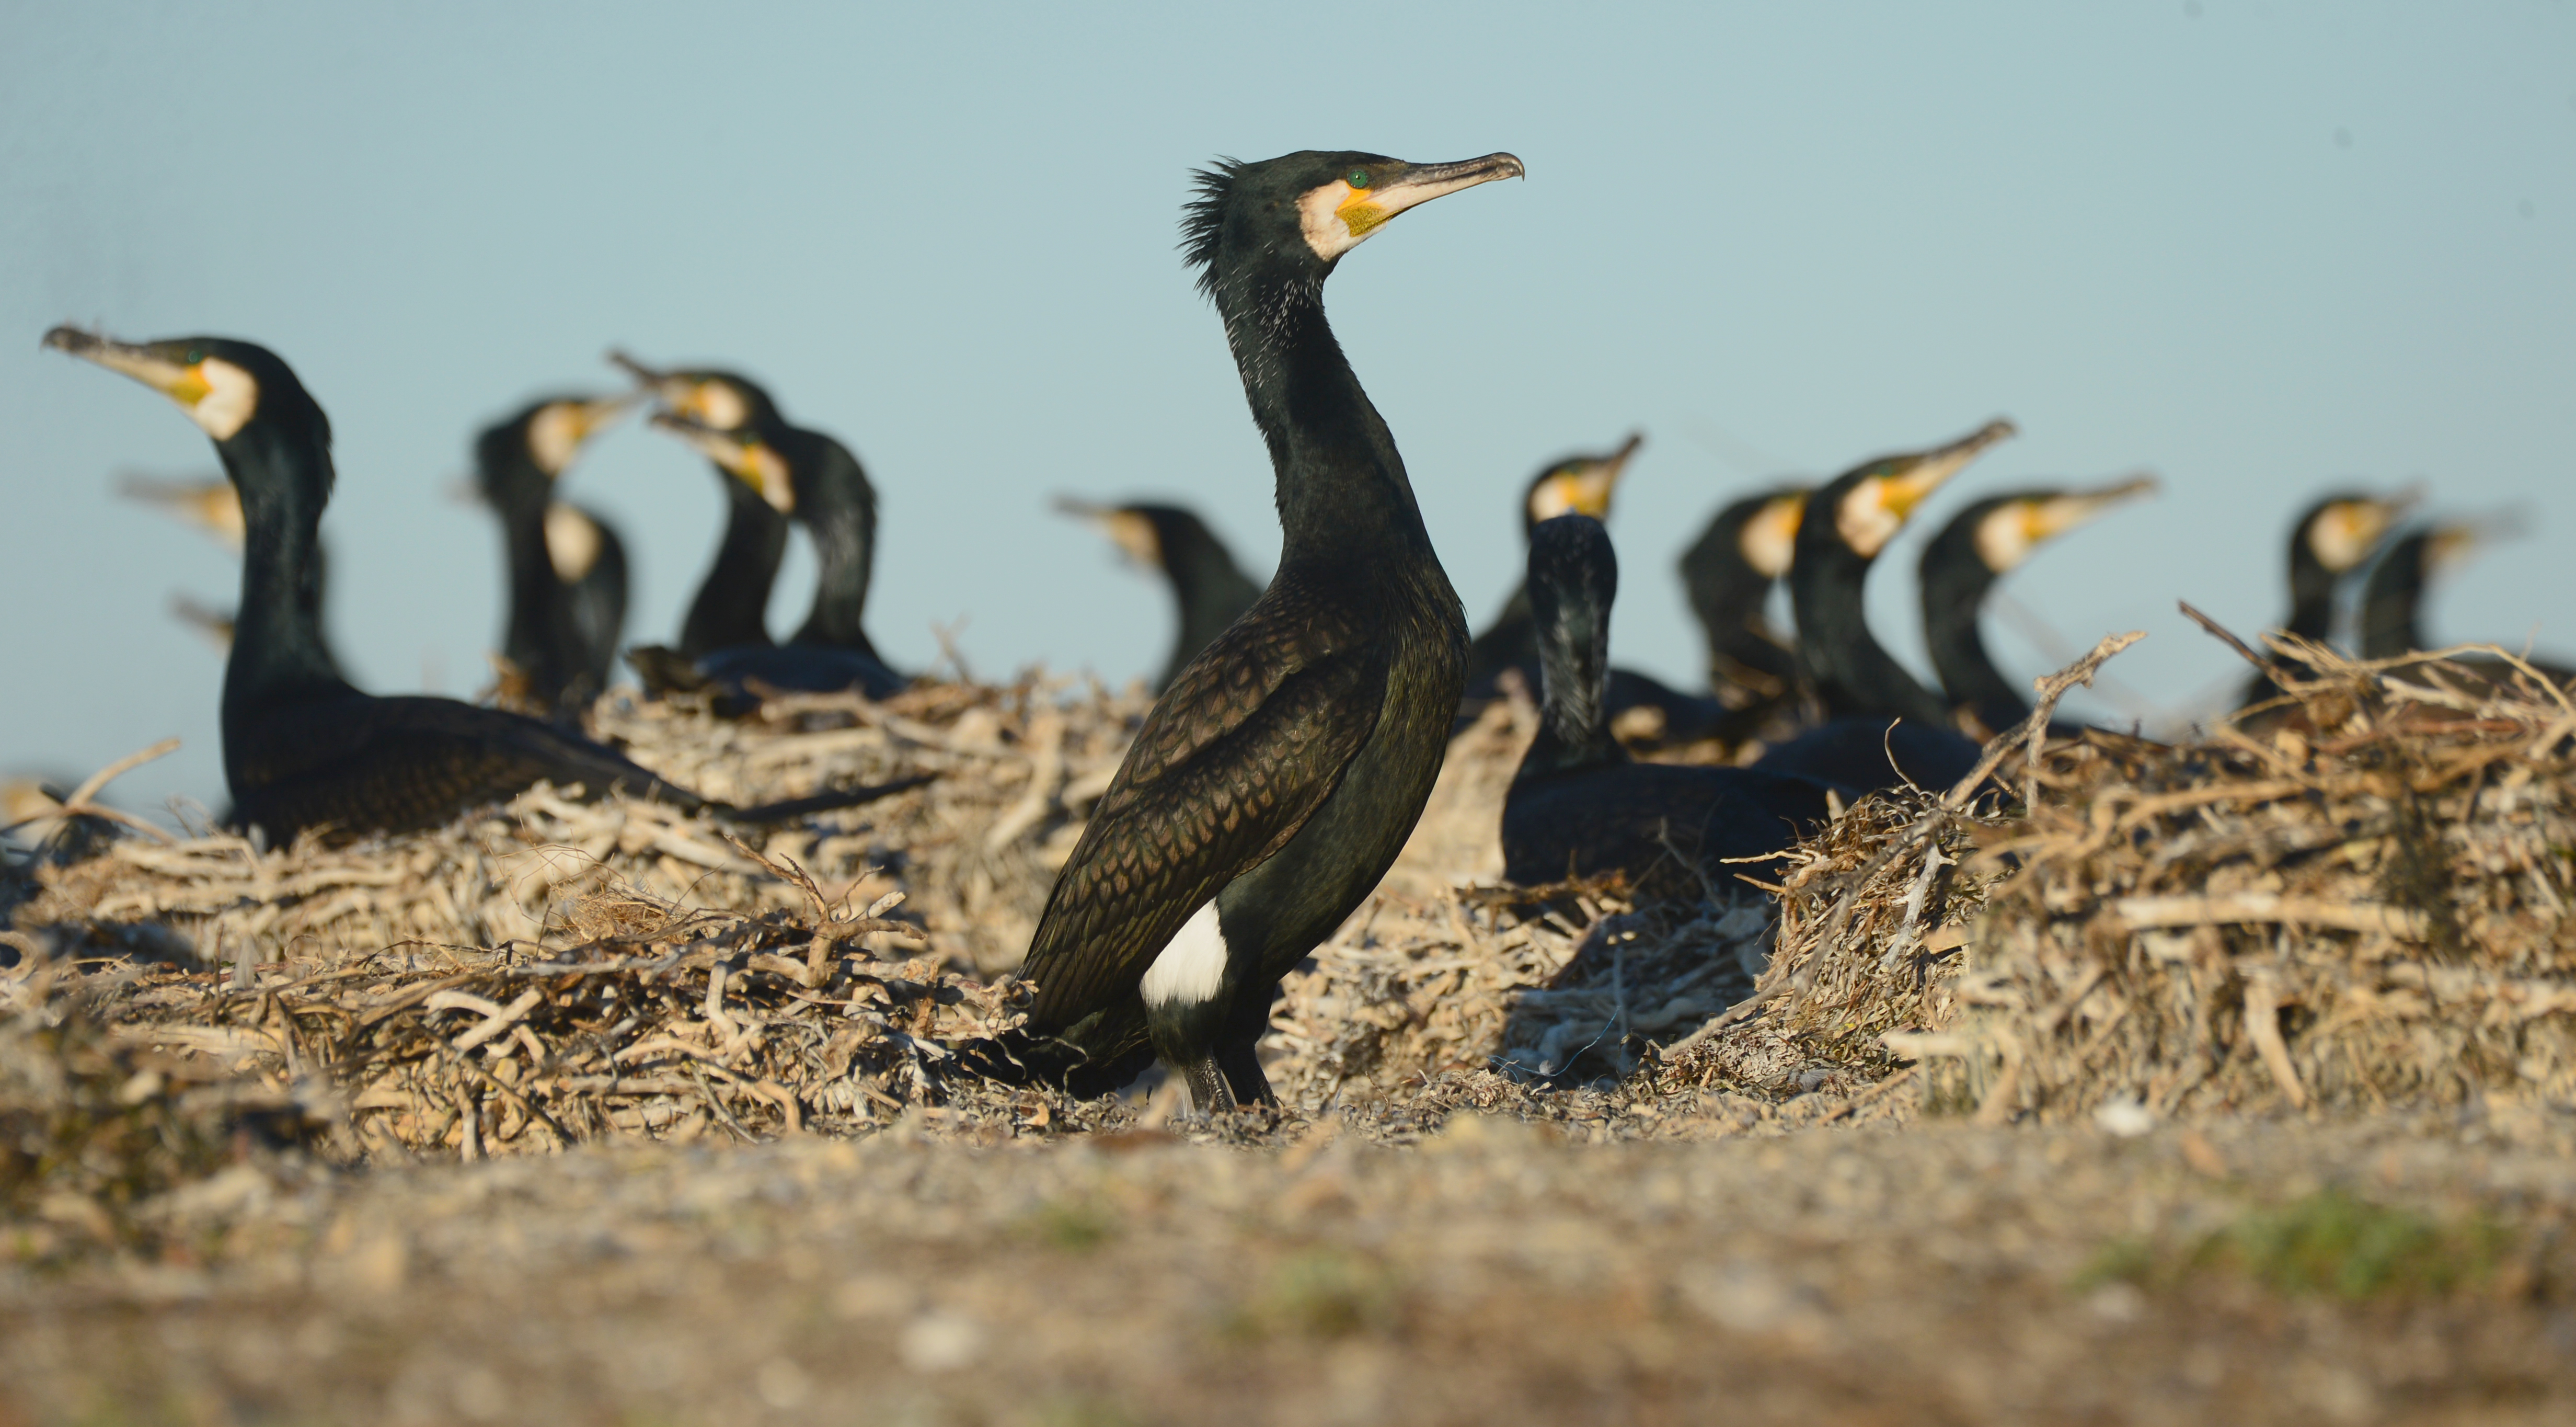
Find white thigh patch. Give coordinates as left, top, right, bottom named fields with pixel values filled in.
left=1140, top=900, right=1228, bottom=1009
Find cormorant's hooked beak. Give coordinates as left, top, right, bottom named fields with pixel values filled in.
left=1528, top=432, right=1643, bottom=524
left=1053, top=496, right=1163, bottom=569
left=116, top=473, right=246, bottom=552
left=44, top=326, right=260, bottom=440
left=611, top=349, right=754, bottom=431
left=648, top=410, right=794, bottom=513
left=1978, top=473, right=2159, bottom=574
left=1837, top=418, right=2018, bottom=558
left=1302, top=152, right=1526, bottom=261
left=1738, top=492, right=1808, bottom=579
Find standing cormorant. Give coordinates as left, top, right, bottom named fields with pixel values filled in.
left=1009, top=150, right=1524, bottom=1113
left=1677, top=485, right=1806, bottom=721
left=1503, top=515, right=1845, bottom=894
left=473, top=396, right=633, bottom=717
left=640, top=410, right=905, bottom=700
left=46, top=328, right=918, bottom=841
left=2238, top=491, right=2412, bottom=707
left=1056, top=498, right=1265, bottom=692
left=1918, top=475, right=2155, bottom=737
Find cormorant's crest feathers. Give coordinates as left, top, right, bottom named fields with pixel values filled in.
left=1179, top=158, right=1246, bottom=296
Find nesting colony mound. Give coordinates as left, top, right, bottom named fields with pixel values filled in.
left=9, top=630, right=2576, bottom=1259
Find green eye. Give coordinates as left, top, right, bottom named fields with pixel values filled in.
left=183, top=347, right=204, bottom=364
left=1347, top=169, right=1370, bottom=189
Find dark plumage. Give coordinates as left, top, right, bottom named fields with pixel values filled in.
left=2359, top=524, right=2574, bottom=686
left=2239, top=491, right=2411, bottom=706
left=473, top=395, right=633, bottom=716
left=1008, top=149, right=1524, bottom=1113
left=611, top=357, right=792, bottom=666
left=1680, top=485, right=1805, bottom=709
left=47, top=328, right=921, bottom=843
left=1918, top=475, right=2154, bottom=738
left=117, top=472, right=344, bottom=675
left=1503, top=516, right=1845, bottom=895
left=1057, top=498, right=1265, bottom=692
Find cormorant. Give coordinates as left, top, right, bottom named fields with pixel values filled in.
left=1458, top=435, right=1728, bottom=743
left=1677, top=484, right=1806, bottom=724
left=118, top=473, right=344, bottom=672
left=1056, top=497, right=1264, bottom=692
left=1008, top=149, right=1524, bottom=1113
left=1918, top=475, right=2156, bottom=737
left=2358, top=523, right=2574, bottom=684
left=2238, top=490, right=2412, bottom=707
left=1757, top=419, right=2016, bottom=791
left=639, top=410, right=905, bottom=700
left=1503, top=515, right=1846, bottom=895
left=47, top=327, right=920, bottom=842
left=474, top=395, right=633, bottom=717
left=610, top=355, right=792, bottom=667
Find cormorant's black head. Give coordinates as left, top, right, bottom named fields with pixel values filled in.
left=44, top=328, right=331, bottom=478
left=117, top=472, right=246, bottom=553
left=1734, top=490, right=1808, bottom=580
left=1180, top=150, right=1525, bottom=298
left=477, top=394, right=634, bottom=506
left=1520, top=433, right=1641, bottom=538
left=1811, top=418, right=2017, bottom=563
left=1949, top=474, right=2157, bottom=575
left=647, top=410, right=796, bottom=514
left=1054, top=497, right=1195, bottom=573
left=610, top=350, right=783, bottom=432
left=1523, top=513, right=1623, bottom=764
left=2291, top=489, right=2414, bottom=578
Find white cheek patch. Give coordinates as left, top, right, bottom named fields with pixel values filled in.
left=544, top=503, right=604, bottom=583
left=1975, top=506, right=2041, bottom=574
left=696, top=382, right=749, bottom=431
left=526, top=403, right=584, bottom=475
left=1836, top=483, right=1904, bottom=558
left=1298, top=182, right=1365, bottom=261
left=1140, top=899, right=1229, bottom=1009
left=1740, top=499, right=1801, bottom=579
left=190, top=359, right=260, bottom=441
left=751, top=447, right=795, bottom=514
left=1527, top=477, right=1579, bottom=523
left=2310, top=506, right=2379, bottom=573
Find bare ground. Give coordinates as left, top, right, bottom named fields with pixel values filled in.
left=5, top=1103, right=2573, bottom=1426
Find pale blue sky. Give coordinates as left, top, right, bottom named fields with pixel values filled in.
left=5, top=2, right=2572, bottom=820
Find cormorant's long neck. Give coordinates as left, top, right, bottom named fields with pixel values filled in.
left=1681, top=533, right=1795, bottom=687
left=1517, top=594, right=1625, bottom=781
left=222, top=424, right=353, bottom=712
left=483, top=450, right=563, bottom=672
left=2358, top=540, right=2426, bottom=660
left=1787, top=539, right=1954, bottom=725
left=1920, top=544, right=2023, bottom=721
left=1158, top=529, right=1263, bottom=687
left=2283, top=541, right=2340, bottom=642
left=679, top=475, right=786, bottom=657
left=1219, top=272, right=1438, bottom=577
left=787, top=440, right=881, bottom=658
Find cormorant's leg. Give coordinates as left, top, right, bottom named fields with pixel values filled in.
left=1178, top=1056, right=1237, bottom=1116
left=1216, top=1038, right=1276, bottom=1108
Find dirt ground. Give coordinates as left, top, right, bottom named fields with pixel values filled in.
left=5, top=1101, right=2573, bottom=1427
